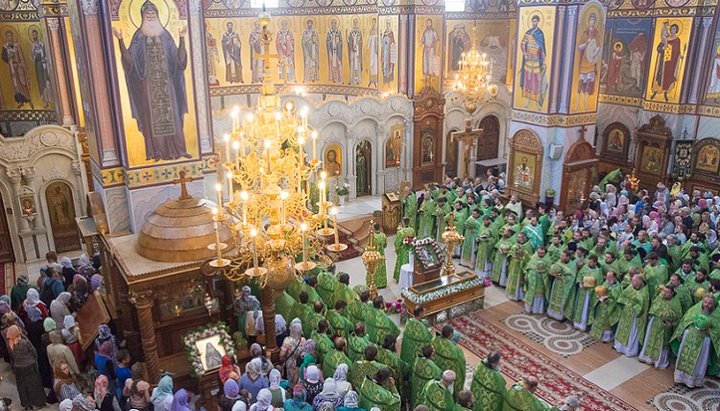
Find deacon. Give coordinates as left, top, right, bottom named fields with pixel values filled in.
left=394, top=217, right=415, bottom=282
left=614, top=274, right=650, bottom=357
left=469, top=351, right=506, bottom=411
left=432, top=325, right=466, bottom=398
left=589, top=271, right=622, bottom=342
left=638, top=286, right=682, bottom=369
left=671, top=295, right=719, bottom=387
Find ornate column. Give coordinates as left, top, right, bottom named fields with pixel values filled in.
left=131, top=290, right=160, bottom=383
left=5, top=168, right=28, bottom=232
left=375, top=125, right=385, bottom=194
left=45, top=17, right=75, bottom=126
left=261, top=286, right=279, bottom=362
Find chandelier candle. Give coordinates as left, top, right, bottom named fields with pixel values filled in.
left=223, top=133, right=231, bottom=162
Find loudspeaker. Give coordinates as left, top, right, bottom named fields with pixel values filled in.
left=548, top=144, right=564, bottom=160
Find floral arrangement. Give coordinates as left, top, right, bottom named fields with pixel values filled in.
left=482, top=277, right=492, bottom=288
left=183, top=321, right=235, bottom=378
left=402, top=236, right=416, bottom=245
left=336, top=182, right=350, bottom=196
left=353, top=284, right=367, bottom=295
left=412, top=237, right=445, bottom=269
left=385, top=299, right=410, bottom=321
left=401, top=277, right=484, bottom=304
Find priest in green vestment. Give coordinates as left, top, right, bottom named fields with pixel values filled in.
left=276, top=291, right=297, bottom=322
left=455, top=390, right=475, bottom=411
left=403, top=189, right=418, bottom=231
left=432, top=325, right=466, bottom=398
left=616, top=249, right=642, bottom=280
left=346, top=291, right=371, bottom=326
left=614, top=274, right=650, bottom=357
left=522, top=216, right=545, bottom=251
left=311, top=319, right=335, bottom=364
left=638, top=286, right=682, bottom=369
left=420, top=370, right=457, bottom=411
left=435, top=197, right=452, bottom=242
left=304, top=301, right=326, bottom=338
left=524, top=258, right=548, bottom=314
left=675, top=259, right=695, bottom=282
left=589, top=272, right=622, bottom=342
left=400, top=305, right=433, bottom=368
left=323, top=337, right=351, bottom=378
left=418, top=193, right=436, bottom=239
left=506, top=241, right=530, bottom=301
left=450, top=203, right=470, bottom=257
left=349, top=323, right=372, bottom=363
left=667, top=273, right=693, bottom=314
left=475, top=216, right=495, bottom=278
left=394, top=217, right=416, bottom=282
left=644, top=253, right=669, bottom=302
left=503, top=377, right=552, bottom=411
left=370, top=223, right=388, bottom=290
left=572, top=255, right=605, bottom=331
left=366, top=297, right=400, bottom=345
left=289, top=291, right=314, bottom=332
left=685, top=269, right=711, bottom=307
left=328, top=300, right=354, bottom=339
left=410, top=344, right=442, bottom=410
left=358, top=368, right=401, bottom=411
left=348, top=344, right=385, bottom=389
left=546, top=235, right=564, bottom=264
left=331, top=273, right=359, bottom=309
left=546, top=251, right=577, bottom=321
left=470, top=351, right=506, bottom=411
left=461, top=209, right=482, bottom=268
left=317, top=271, right=340, bottom=307
left=491, top=228, right=515, bottom=286
left=377, top=335, right=407, bottom=392
left=671, top=295, right=720, bottom=387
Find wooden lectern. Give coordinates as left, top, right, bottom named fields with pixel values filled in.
left=381, top=192, right=401, bottom=235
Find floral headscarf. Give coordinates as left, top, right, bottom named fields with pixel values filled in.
left=343, top=390, right=359, bottom=408
left=23, top=288, right=43, bottom=322
left=333, top=364, right=348, bottom=382
left=269, top=369, right=282, bottom=390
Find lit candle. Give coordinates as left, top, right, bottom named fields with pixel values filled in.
left=297, top=131, right=305, bottom=165
left=240, top=191, right=249, bottom=225
left=318, top=180, right=326, bottom=212
left=212, top=207, right=222, bottom=261
left=250, top=227, right=259, bottom=269
left=300, top=106, right=308, bottom=130
left=223, top=133, right=231, bottom=162
left=227, top=173, right=235, bottom=203
left=330, top=206, right=340, bottom=247
left=232, top=106, right=240, bottom=131
left=311, top=131, right=318, bottom=162
left=232, top=140, right=241, bottom=169
left=300, top=223, right=308, bottom=263
left=280, top=191, right=289, bottom=224
left=215, top=182, right=223, bottom=212
left=264, top=139, right=272, bottom=171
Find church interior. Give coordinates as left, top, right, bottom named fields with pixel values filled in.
left=1, top=0, right=720, bottom=409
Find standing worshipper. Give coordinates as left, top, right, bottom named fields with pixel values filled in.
left=234, top=286, right=262, bottom=339
left=418, top=192, right=436, bottom=239
left=572, top=254, right=604, bottom=331
left=366, top=297, right=399, bottom=344
left=6, top=324, right=47, bottom=409
left=589, top=271, right=622, bottom=342
left=50, top=292, right=72, bottom=330
left=475, top=216, right=494, bottom=278
left=614, top=274, right=650, bottom=357
left=371, top=223, right=388, bottom=290
left=123, top=363, right=151, bottom=410
left=19, top=288, right=52, bottom=389
left=250, top=389, right=274, bottom=411
left=419, top=370, right=456, bottom=411
left=62, top=315, right=85, bottom=364
left=523, top=215, right=545, bottom=250
left=546, top=251, right=577, bottom=321
left=644, top=252, right=669, bottom=301
left=220, top=379, right=243, bottom=411
left=333, top=363, right=352, bottom=398
left=432, top=325, right=465, bottom=397
left=337, top=390, right=365, bottom=411
left=47, top=330, right=79, bottom=374
left=470, top=351, right=506, bottom=411
left=95, top=375, right=121, bottom=411
left=348, top=323, right=371, bottom=363
left=358, top=368, right=401, bottom=411
left=77, top=253, right=96, bottom=279
left=96, top=324, right=118, bottom=361
left=240, top=358, right=269, bottom=405
left=10, top=276, right=31, bottom=311
left=151, top=375, right=174, bottom=411
left=524, top=260, right=548, bottom=314
left=284, top=386, right=312, bottom=411
left=638, top=286, right=682, bottom=368
left=410, top=345, right=442, bottom=410
left=671, top=295, right=720, bottom=387
left=402, top=188, right=418, bottom=231
left=302, top=365, right=324, bottom=405
left=460, top=209, right=482, bottom=267
left=323, top=337, right=350, bottom=378
left=60, top=257, right=77, bottom=287
left=95, top=341, right=117, bottom=395
left=505, top=243, right=530, bottom=301
left=401, top=305, right=432, bottom=367
left=435, top=197, right=452, bottom=243
left=313, top=378, right=343, bottom=409
left=394, top=217, right=415, bottom=282
left=503, top=377, right=552, bottom=410
left=267, top=369, right=285, bottom=407
left=171, top=389, right=191, bottom=411
left=491, top=228, right=514, bottom=286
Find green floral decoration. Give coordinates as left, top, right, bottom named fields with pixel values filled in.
left=183, top=321, right=235, bottom=378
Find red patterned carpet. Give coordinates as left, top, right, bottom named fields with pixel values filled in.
left=446, top=311, right=639, bottom=411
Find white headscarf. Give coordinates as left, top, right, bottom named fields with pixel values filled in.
left=269, top=369, right=281, bottom=389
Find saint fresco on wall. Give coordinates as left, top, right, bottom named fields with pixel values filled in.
left=0, top=23, right=54, bottom=111
left=513, top=7, right=555, bottom=113
left=646, top=18, right=692, bottom=104
left=415, top=16, right=442, bottom=91
left=445, top=19, right=515, bottom=87
left=324, top=144, right=342, bottom=177
left=569, top=2, right=605, bottom=113
left=703, top=24, right=720, bottom=105
left=600, top=18, right=651, bottom=98
left=385, top=124, right=403, bottom=168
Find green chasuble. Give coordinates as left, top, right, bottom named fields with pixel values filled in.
left=403, top=193, right=418, bottom=231
left=410, top=357, right=442, bottom=410
left=394, top=227, right=416, bottom=281
left=287, top=278, right=304, bottom=301
left=522, top=223, right=544, bottom=250
left=616, top=255, right=642, bottom=279
left=348, top=359, right=385, bottom=392
left=491, top=237, right=514, bottom=283
left=289, top=301, right=313, bottom=328
left=346, top=299, right=371, bottom=326
left=667, top=245, right=686, bottom=272
left=671, top=302, right=720, bottom=377
left=673, top=284, right=694, bottom=314
left=503, top=383, right=551, bottom=411
left=589, top=281, right=622, bottom=340
left=644, top=263, right=669, bottom=301
left=523, top=255, right=549, bottom=311
left=546, top=262, right=577, bottom=321
left=641, top=295, right=682, bottom=364
left=370, top=232, right=388, bottom=290
left=304, top=312, right=325, bottom=338
left=418, top=198, right=436, bottom=239
left=359, top=378, right=401, bottom=411
left=316, top=272, right=340, bottom=307
left=400, top=317, right=433, bottom=368
left=420, top=380, right=455, bottom=411
left=546, top=242, right=563, bottom=263
left=327, top=309, right=354, bottom=339
left=615, top=284, right=650, bottom=346
left=366, top=306, right=400, bottom=345
left=454, top=405, right=473, bottom=411
left=470, top=360, right=506, bottom=411
left=302, top=283, right=323, bottom=305
left=377, top=346, right=407, bottom=391
left=311, top=331, right=334, bottom=364
left=432, top=336, right=466, bottom=397
left=348, top=334, right=371, bottom=363
left=571, top=265, right=605, bottom=330
left=461, top=216, right=482, bottom=266
left=435, top=203, right=453, bottom=242
left=475, top=224, right=495, bottom=275
left=331, top=283, right=359, bottom=309
left=685, top=277, right=711, bottom=307
left=505, top=245, right=530, bottom=301
left=323, top=349, right=351, bottom=379
left=452, top=208, right=470, bottom=242
left=275, top=292, right=297, bottom=322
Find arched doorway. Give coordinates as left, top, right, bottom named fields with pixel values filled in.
left=445, top=131, right=459, bottom=178
left=356, top=140, right=372, bottom=196
left=477, top=115, right=500, bottom=161
left=0, top=195, right=14, bottom=263
left=560, top=139, right=598, bottom=214
left=45, top=181, right=80, bottom=253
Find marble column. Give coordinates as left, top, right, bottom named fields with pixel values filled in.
left=131, top=290, right=160, bottom=383
left=45, top=18, right=75, bottom=126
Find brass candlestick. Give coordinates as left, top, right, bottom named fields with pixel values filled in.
left=440, top=212, right=464, bottom=277
left=326, top=206, right=348, bottom=253
left=362, top=220, right=385, bottom=299
left=629, top=168, right=640, bottom=192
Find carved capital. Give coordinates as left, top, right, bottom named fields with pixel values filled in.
left=71, top=160, right=82, bottom=176
left=80, top=0, right=99, bottom=15
left=130, top=290, right=155, bottom=307
left=21, top=166, right=37, bottom=181
left=5, top=168, right=22, bottom=184
left=703, top=16, right=713, bottom=29
left=46, top=17, right=60, bottom=31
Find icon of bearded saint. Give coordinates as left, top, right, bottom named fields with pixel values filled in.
left=113, top=0, right=192, bottom=162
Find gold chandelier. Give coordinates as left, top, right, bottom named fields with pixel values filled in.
left=452, top=25, right=497, bottom=113
left=208, top=11, right=345, bottom=291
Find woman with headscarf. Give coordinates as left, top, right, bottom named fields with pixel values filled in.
left=312, top=378, right=343, bottom=409
left=267, top=369, right=285, bottom=407
left=280, top=318, right=306, bottom=386
left=298, top=339, right=317, bottom=380
left=219, top=354, right=242, bottom=384
left=336, top=391, right=364, bottom=411
left=234, top=286, right=262, bottom=339
left=332, top=364, right=351, bottom=399
left=95, top=324, right=118, bottom=360
left=47, top=330, right=80, bottom=374
left=54, top=361, right=81, bottom=400
left=61, top=314, right=85, bottom=364
left=71, top=274, right=90, bottom=308
left=283, top=386, right=312, bottom=411
left=249, top=389, right=274, bottom=411
left=151, top=375, right=174, bottom=411
left=0, top=300, right=12, bottom=363
left=123, top=362, right=151, bottom=410
left=239, top=358, right=268, bottom=405
left=95, top=374, right=121, bottom=411
left=60, top=257, right=78, bottom=287
left=95, top=341, right=117, bottom=394
left=50, top=292, right=72, bottom=331
left=170, top=389, right=191, bottom=411
left=18, top=288, right=48, bottom=326
left=275, top=315, right=288, bottom=348
left=72, top=394, right=96, bottom=411
left=10, top=276, right=31, bottom=311
left=250, top=343, right=274, bottom=377
left=6, top=324, right=46, bottom=409
left=78, top=253, right=96, bottom=279
left=220, top=379, right=244, bottom=411
left=19, top=287, right=53, bottom=390
left=301, top=365, right=323, bottom=405
left=91, top=274, right=105, bottom=294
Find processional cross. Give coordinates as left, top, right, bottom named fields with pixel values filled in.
left=451, top=119, right=484, bottom=178
left=172, top=170, right=193, bottom=200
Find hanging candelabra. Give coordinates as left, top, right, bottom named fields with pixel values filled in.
left=452, top=23, right=497, bottom=113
